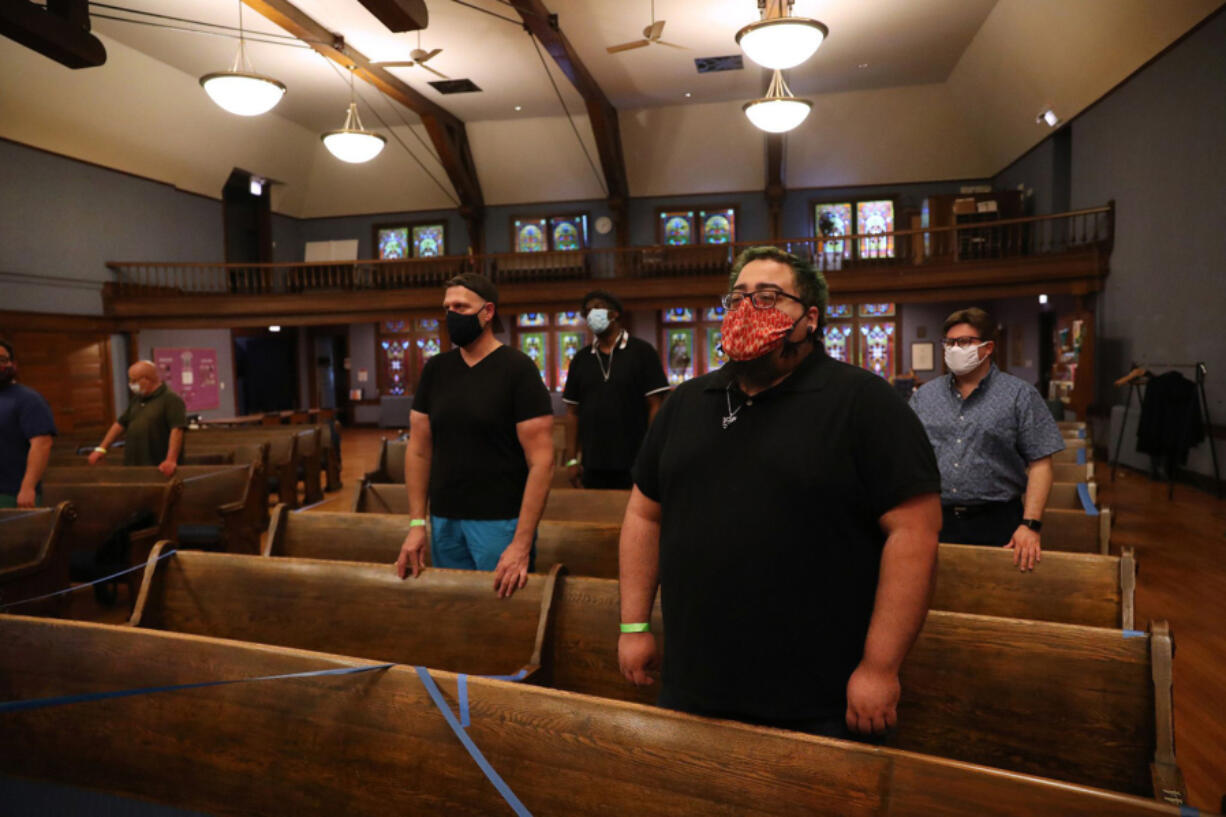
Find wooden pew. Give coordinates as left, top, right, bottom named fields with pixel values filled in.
left=543, top=574, right=1183, bottom=802
left=542, top=488, right=630, bottom=524
left=193, top=433, right=299, bottom=507
left=0, top=615, right=1186, bottom=817
left=1047, top=480, right=1098, bottom=509
left=194, top=427, right=321, bottom=506
left=1055, top=461, right=1095, bottom=482
left=1044, top=503, right=1113, bottom=554
left=350, top=478, right=406, bottom=513
left=44, top=464, right=266, bottom=553
left=363, top=437, right=407, bottom=484
left=197, top=422, right=340, bottom=493
left=131, top=547, right=557, bottom=680
left=0, top=503, right=76, bottom=616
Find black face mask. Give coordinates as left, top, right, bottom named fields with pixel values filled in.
left=446, top=309, right=486, bottom=348
left=0, top=363, right=15, bottom=386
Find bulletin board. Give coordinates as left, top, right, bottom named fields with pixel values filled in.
left=154, top=347, right=220, bottom=412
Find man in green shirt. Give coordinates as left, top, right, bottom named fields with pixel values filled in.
left=88, top=361, right=187, bottom=474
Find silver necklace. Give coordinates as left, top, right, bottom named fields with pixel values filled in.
left=723, top=385, right=744, bottom=429
left=595, top=346, right=613, bottom=382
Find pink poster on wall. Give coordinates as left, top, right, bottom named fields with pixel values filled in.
left=154, top=347, right=220, bottom=412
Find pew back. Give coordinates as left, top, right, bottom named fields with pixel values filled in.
left=40, top=482, right=178, bottom=559
left=1055, top=462, right=1095, bottom=482
left=0, top=615, right=1184, bottom=817
left=1047, top=480, right=1098, bottom=509
left=542, top=489, right=630, bottom=523
left=0, top=503, right=75, bottom=615
left=1045, top=505, right=1113, bottom=554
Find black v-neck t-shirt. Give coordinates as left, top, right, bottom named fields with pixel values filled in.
left=632, top=350, right=940, bottom=720
left=412, top=346, right=553, bottom=519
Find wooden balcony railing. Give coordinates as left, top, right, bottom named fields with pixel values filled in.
left=106, top=204, right=1113, bottom=297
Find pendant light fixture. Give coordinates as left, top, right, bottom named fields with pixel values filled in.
left=321, top=66, right=386, bottom=164
left=736, top=0, right=828, bottom=71
left=199, top=0, right=286, bottom=116
left=744, top=69, right=812, bottom=133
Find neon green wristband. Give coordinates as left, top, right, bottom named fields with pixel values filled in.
left=619, top=622, right=650, bottom=634
left=565, top=458, right=579, bottom=467
left=409, top=519, right=427, bottom=528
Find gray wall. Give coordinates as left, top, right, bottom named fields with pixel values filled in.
left=294, top=208, right=470, bottom=260
left=138, top=328, right=237, bottom=420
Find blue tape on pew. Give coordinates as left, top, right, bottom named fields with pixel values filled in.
left=1078, top=428, right=1086, bottom=439
left=1123, top=629, right=1147, bottom=638
left=1076, top=483, right=1100, bottom=516
left=458, top=669, right=529, bottom=729
left=415, top=666, right=534, bottom=817
left=0, top=510, right=42, bottom=523
left=0, top=548, right=179, bottom=611
left=0, top=662, right=393, bottom=715
left=1180, top=806, right=1199, bottom=816
left=1076, top=447, right=1086, bottom=465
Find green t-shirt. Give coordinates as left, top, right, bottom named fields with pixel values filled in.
left=118, top=384, right=187, bottom=466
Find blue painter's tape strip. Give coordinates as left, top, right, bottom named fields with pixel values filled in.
left=1078, top=428, right=1086, bottom=439
left=1076, top=483, right=1100, bottom=516
left=0, top=548, right=179, bottom=611
left=1180, top=805, right=1199, bottom=816
left=415, top=666, right=534, bottom=817
left=1123, top=629, right=1147, bottom=639
left=0, top=510, right=42, bottom=523
left=1076, top=447, right=1086, bottom=465
left=457, top=669, right=529, bottom=731
left=0, top=662, right=393, bottom=715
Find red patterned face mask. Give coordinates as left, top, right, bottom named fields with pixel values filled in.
left=720, top=301, right=800, bottom=361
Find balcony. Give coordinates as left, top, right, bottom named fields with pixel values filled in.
left=104, top=205, right=1113, bottom=327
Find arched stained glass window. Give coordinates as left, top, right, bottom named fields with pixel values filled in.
left=706, top=327, right=727, bottom=371
left=703, top=306, right=726, bottom=323
left=662, top=307, right=695, bottom=324
left=415, top=318, right=439, bottom=331
left=379, top=339, right=412, bottom=395
left=859, top=323, right=895, bottom=377
left=515, top=219, right=548, bottom=253
left=415, top=334, right=441, bottom=375
left=824, top=324, right=853, bottom=362
left=814, top=203, right=852, bottom=260
left=520, top=333, right=547, bottom=380
left=825, top=304, right=852, bottom=320
left=859, top=303, right=895, bottom=317
left=664, top=328, right=694, bottom=385
left=412, top=225, right=444, bottom=257
left=383, top=320, right=409, bottom=333
left=700, top=209, right=735, bottom=244
left=517, top=313, right=548, bottom=328
left=556, top=331, right=583, bottom=391
left=661, top=212, right=695, bottom=246
left=555, top=311, right=583, bottom=327
left=377, top=228, right=409, bottom=260
left=550, top=217, right=586, bottom=251
left=857, top=200, right=895, bottom=259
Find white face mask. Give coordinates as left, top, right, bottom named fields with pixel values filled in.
left=944, top=342, right=985, bottom=376
left=129, top=382, right=143, bottom=395
left=586, top=308, right=611, bottom=335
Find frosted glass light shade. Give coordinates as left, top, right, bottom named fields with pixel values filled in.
left=322, top=129, right=387, bottom=163
left=736, top=18, right=827, bottom=70
left=744, top=97, right=812, bottom=133
left=199, top=72, right=286, bottom=116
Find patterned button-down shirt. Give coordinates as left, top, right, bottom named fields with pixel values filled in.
left=909, top=364, right=1065, bottom=504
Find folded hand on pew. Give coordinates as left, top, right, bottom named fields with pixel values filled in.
left=395, top=527, right=428, bottom=580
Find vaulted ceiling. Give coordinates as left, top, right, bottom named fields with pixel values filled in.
left=0, top=0, right=1219, bottom=218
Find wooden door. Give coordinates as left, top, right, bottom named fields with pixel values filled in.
left=5, top=332, right=114, bottom=434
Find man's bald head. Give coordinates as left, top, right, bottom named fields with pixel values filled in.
left=128, top=360, right=160, bottom=396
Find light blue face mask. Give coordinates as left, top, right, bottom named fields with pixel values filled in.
left=586, top=308, right=611, bottom=334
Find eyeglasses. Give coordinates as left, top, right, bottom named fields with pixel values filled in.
left=942, top=336, right=985, bottom=349
left=721, top=289, right=805, bottom=311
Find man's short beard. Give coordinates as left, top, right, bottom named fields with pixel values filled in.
left=727, top=331, right=815, bottom=391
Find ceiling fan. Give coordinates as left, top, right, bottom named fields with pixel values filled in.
left=607, top=0, right=688, bottom=54
left=373, top=30, right=448, bottom=79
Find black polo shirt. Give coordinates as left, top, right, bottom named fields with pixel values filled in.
left=562, top=331, right=670, bottom=472
left=413, top=345, right=553, bottom=520
left=632, top=349, right=940, bottom=721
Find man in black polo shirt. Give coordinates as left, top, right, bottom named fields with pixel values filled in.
left=561, top=290, right=670, bottom=490
left=88, top=360, right=186, bottom=474
left=395, top=273, right=555, bottom=598
left=619, top=246, right=942, bottom=738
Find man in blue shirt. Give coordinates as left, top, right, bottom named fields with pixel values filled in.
left=910, top=308, right=1065, bottom=571
left=0, top=340, right=57, bottom=508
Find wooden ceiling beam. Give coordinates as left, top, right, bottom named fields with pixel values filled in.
left=507, top=0, right=630, bottom=244
left=0, top=0, right=106, bottom=68
left=765, top=134, right=785, bottom=241
left=242, top=0, right=485, bottom=249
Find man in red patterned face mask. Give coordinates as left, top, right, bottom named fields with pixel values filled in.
left=619, top=246, right=942, bottom=743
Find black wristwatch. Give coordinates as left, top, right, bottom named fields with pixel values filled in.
left=1021, top=518, right=1043, bottom=532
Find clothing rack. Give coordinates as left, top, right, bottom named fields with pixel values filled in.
left=1111, top=361, right=1221, bottom=498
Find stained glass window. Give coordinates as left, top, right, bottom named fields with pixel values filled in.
left=555, top=311, right=583, bottom=327
left=660, top=211, right=695, bottom=246
left=825, top=304, right=852, bottom=320
left=517, top=313, right=548, bottom=328
left=823, top=325, right=852, bottom=363
left=411, top=224, right=444, bottom=258
left=416, top=334, right=441, bottom=374
left=703, top=306, right=726, bottom=323
left=550, top=216, right=586, bottom=251
left=664, top=328, right=694, bottom=385
left=700, top=209, right=735, bottom=244
left=706, top=327, right=727, bottom=371
left=858, top=303, right=896, bottom=317
left=814, top=203, right=853, bottom=259
left=859, top=323, right=895, bottom=377
left=515, top=219, right=548, bottom=253
left=857, top=200, right=895, bottom=259
left=556, top=331, right=583, bottom=391
left=415, top=318, right=439, bottom=331
left=520, top=333, right=547, bottom=380
left=383, top=320, right=410, bottom=333
left=379, top=339, right=411, bottom=395
left=662, top=307, right=695, bottom=324
left=377, top=228, right=409, bottom=260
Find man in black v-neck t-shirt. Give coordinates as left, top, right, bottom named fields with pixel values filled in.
left=562, top=290, right=670, bottom=490
left=395, top=274, right=555, bottom=598
left=619, top=247, right=941, bottom=740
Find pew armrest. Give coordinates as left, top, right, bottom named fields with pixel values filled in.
left=1151, top=762, right=1187, bottom=807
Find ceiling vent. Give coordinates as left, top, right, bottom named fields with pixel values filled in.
left=429, top=78, right=482, bottom=94
left=695, top=55, right=744, bottom=74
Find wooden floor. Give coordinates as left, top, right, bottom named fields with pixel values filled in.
left=64, top=427, right=1226, bottom=811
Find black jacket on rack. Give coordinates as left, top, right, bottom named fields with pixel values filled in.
left=1136, top=370, right=1205, bottom=469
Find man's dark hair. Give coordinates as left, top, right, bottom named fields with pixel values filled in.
left=942, top=307, right=997, bottom=344
left=0, top=340, right=12, bottom=360
left=445, top=272, right=499, bottom=306
left=729, top=246, right=829, bottom=326
left=581, top=289, right=623, bottom=315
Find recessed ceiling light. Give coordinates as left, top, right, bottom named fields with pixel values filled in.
left=1037, top=108, right=1059, bottom=127
left=683, top=92, right=692, bottom=98
left=857, top=63, right=869, bottom=69
left=514, top=105, right=523, bottom=111
left=1038, top=294, right=1048, bottom=305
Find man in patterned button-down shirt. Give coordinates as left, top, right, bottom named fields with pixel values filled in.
left=910, top=308, right=1065, bottom=571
